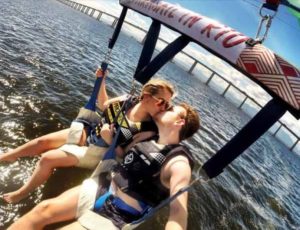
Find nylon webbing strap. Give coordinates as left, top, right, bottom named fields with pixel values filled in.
left=84, top=7, right=128, bottom=111
left=108, top=7, right=128, bottom=49
left=84, top=77, right=104, bottom=111
left=102, top=126, right=121, bottom=160
left=101, top=7, right=128, bottom=72
left=202, top=98, right=287, bottom=179
left=134, top=20, right=161, bottom=76
left=135, top=35, right=190, bottom=84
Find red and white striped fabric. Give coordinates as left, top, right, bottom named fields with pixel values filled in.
left=237, top=45, right=300, bottom=110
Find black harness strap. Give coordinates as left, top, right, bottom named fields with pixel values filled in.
left=134, top=20, right=161, bottom=76
left=202, top=98, right=288, bottom=179
left=101, top=7, right=128, bottom=71
left=108, top=7, right=128, bottom=50
left=134, top=35, right=190, bottom=84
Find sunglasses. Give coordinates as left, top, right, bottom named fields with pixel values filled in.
left=150, top=94, right=173, bottom=110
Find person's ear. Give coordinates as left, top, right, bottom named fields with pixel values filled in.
left=141, top=94, right=151, bottom=101
left=175, top=118, right=185, bottom=126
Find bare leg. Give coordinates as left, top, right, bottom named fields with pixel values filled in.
left=3, top=149, right=79, bottom=203
left=8, top=186, right=81, bottom=230
left=0, top=129, right=70, bottom=162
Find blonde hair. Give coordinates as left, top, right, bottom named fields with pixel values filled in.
left=141, top=78, right=175, bottom=97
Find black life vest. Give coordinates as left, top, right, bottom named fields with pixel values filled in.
left=112, top=139, right=194, bottom=206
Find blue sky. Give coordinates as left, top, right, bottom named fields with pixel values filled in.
left=167, top=0, right=300, bottom=69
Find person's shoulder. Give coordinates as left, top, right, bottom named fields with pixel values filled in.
left=166, top=144, right=194, bottom=168
left=162, top=151, right=192, bottom=178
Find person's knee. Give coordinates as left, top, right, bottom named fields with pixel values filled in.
left=7, top=200, right=57, bottom=229
left=32, top=200, right=54, bottom=221
left=35, top=135, right=51, bottom=148
left=39, top=153, right=56, bottom=168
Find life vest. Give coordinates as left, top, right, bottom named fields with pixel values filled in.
left=112, top=138, right=194, bottom=206
left=87, top=96, right=158, bottom=147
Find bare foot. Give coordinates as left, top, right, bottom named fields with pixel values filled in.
left=2, top=190, right=28, bottom=204
left=0, top=152, right=18, bottom=162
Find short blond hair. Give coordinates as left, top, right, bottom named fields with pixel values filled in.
left=141, top=78, right=175, bottom=97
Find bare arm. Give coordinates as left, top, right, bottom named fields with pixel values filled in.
left=161, top=155, right=192, bottom=230
left=100, top=124, right=125, bottom=157
left=103, top=95, right=128, bottom=109
left=95, top=68, right=109, bottom=111
left=95, top=68, right=128, bottom=111
left=100, top=123, right=114, bottom=145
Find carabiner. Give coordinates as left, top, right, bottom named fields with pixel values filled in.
left=254, top=3, right=277, bottom=43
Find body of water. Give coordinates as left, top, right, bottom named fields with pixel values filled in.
left=0, top=0, right=299, bottom=229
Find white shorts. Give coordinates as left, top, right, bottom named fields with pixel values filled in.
left=59, top=119, right=107, bottom=169
left=76, top=159, right=118, bottom=216
left=63, top=211, right=118, bottom=230
left=76, top=160, right=118, bottom=230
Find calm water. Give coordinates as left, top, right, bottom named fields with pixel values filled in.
left=0, top=0, right=299, bottom=229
